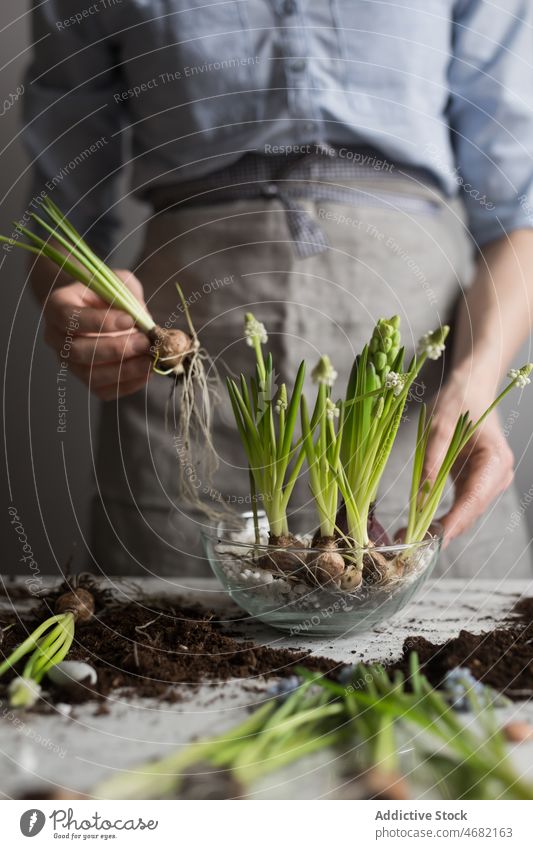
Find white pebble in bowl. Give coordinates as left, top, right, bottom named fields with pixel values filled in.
left=48, top=661, right=97, bottom=689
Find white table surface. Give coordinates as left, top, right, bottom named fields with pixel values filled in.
left=1, top=576, right=532, bottom=799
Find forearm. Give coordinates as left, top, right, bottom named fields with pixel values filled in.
left=424, top=233, right=533, bottom=539
left=451, top=229, right=533, bottom=397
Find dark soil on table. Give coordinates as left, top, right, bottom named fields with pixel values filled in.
left=0, top=581, right=34, bottom=601
left=3, top=576, right=533, bottom=708
left=392, top=596, right=533, bottom=700
left=0, top=578, right=339, bottom=708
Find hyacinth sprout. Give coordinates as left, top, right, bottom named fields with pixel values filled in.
left=337, top=319, right=450, bottom=557
left=224, top=311, right=533, bottom=589
left=93, top=653, right=533, bottom=801
left=405, top=363, right=533, bottom=544
left=0, top=588, right=94, bottom=708
left=227, top=313, right=307, bottom=542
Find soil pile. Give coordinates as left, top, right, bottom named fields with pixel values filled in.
left=393, top=596, right=533, bottom=700
left=0, top=589, right=338, bottom=706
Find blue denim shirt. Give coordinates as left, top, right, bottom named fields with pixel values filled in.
left=23, top=0, right=533, bottom=252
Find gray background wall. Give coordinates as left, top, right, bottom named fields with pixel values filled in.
left=1, top=1, right=145, bottom=579
left=1, top=1, right=532, bottom=578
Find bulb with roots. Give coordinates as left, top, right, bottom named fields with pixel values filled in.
left=339, top=566, right=363, bottom=591
left=54, top=588, right=95, bottom=623
left=306, top=537, right=346, bottom=587
left=257, top=534, right=308, bottom=574
left=148, top=325, right=199, bottom=375
left=362, top=546, right=404, bottom=584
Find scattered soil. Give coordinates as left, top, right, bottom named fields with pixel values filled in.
left=0, top=578, right=339, bottom=708
left=392, top=596, right=533, bottom=700
left=0, top=581, right=34, bottom=601
left=510, top=596, right=533, bottom=628
left=4, top=576, right=533, bottom=709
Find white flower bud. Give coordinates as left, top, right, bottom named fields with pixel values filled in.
left=384, top=371, right=406, bottom=396
left=244, top=313, right=268, bottom=346
left=418, top=330, right=447, bottom=361
left=508, top=364, right=532, bottom=389
left=312, top=355, right=338, bottom=387
left=325, top=398, right=340, bottom=421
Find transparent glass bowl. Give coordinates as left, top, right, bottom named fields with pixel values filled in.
left=202, top=512, right=442, bottom=636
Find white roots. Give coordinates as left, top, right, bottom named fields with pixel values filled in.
left=252, top=539, right=407, bottom=591
left=148, top=321, right=229, bottom=522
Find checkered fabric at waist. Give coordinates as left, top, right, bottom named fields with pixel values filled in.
left=148, top=145, right=444, bottom=258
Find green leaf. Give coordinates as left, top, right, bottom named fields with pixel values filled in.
left=279, top=360, right=306, bottom=464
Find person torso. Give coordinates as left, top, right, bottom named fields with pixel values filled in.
left=90, top=0, right=458, bottom=187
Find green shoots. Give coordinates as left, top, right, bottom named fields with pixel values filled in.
left=228, top=312, right=531, bottom=584
left=301, top=357, right=342, bottom=539
left=226, top=314, right=306, bottom=539
left=0, top=197, right=208, bottom=379
left=92, top=654, right=533, bottom=800
left=0, top=196, right=154, bottom=334
left=1, top=197, right=221, bottom=509
left=0, top=612, right=75, bottom=708
left=339, top=318, right=449, bottom=547
left=0, top=587, right=94, bottom=709
left=405, top=364, right=533, bottom=543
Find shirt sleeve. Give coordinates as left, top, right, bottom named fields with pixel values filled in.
left=22, top=2, right=125, bottom=256
left=447, top=0, right=533, bottom=246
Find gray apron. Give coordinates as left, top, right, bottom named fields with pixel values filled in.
left=90, top=159, right=532, bottom=579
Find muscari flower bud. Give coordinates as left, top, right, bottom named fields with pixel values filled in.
left=244, top=312, right=268, bottom=346
left=384, top=371, right=406, bottom=396
left=267, top=675, right=302, bottom=702
left=326, top=398, right=340, bottom=421
left=441, top=666, right=506, bottom=712
left=312, top=355, right=338, bottom=387
left=337, top=664, right=356, bottom=685
left=275, top=384, right=288, bottom=415
left=418, top=325, right=449, bottom=360
left=508, top=364, right=533, bottom=389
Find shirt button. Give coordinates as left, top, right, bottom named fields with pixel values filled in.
left=283, top=0, right=297, bottom=13
left=262, top=183, right=279, bottom=197
left=303, top=122, right=315, bottom=134
left=290, top=58, right=307, bottom=72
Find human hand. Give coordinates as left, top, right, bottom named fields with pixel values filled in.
left=43, top=269, right=152, bottom=400
left=422, top=372, right=514, bottom=546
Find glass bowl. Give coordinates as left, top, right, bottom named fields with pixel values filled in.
left=202, top=512, right=442, bottom=636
